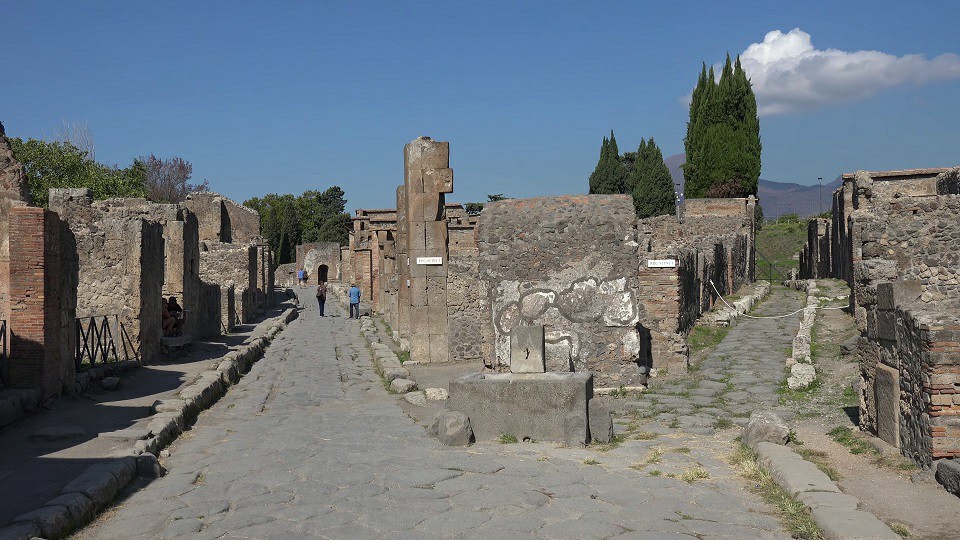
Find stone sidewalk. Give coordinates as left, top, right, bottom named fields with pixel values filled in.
left=77, top=289, right=790, bottom=539
left=0, top=297, right=295, bottom=530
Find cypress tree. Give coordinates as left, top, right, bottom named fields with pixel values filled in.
left=630, top=137, right=675, bottom=219
left=588, top=130, right=625, bottom=194
left=588, top=136, right=609, bottom=194
left=684, top=55, right=761, bottom=198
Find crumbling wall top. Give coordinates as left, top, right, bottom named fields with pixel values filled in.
left=0, top=122, right=32, bottom=205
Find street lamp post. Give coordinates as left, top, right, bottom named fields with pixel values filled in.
left=818, top=177, right=823, bottom=215
left=674, top=182, right=683, bottom=223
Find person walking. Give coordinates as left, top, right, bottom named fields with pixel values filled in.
left=348, top=283, right=361, bottom=319
left=316, top=281, right=328, bottom=317
left=297, top=268, right=305, bottom=288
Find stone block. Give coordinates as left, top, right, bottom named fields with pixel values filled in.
left=935, top=459, right=960, bottom=497
left=404, top=168, right=424, bottom=193
left=13, top=505, right=72, bottom=540
left=0, top=522, right=42, bottom=540
left=449, top=372, right=592, bottom=446
left=809, top=507, right=900, bottom=540
left=419, top=140, right=450, bottom=171
left=423, top=167, right=453, bottom=194
left=876, top=311, right=897, bottom=342
left=742, top=410, right=791, bottom=450
left=874, top=363, right=900, bottom=447
left=429, top=334, right=449, bottom=363
left=588, top=400, right=614, bottom=443
left=390, top=378, right=418, bottom=393
left=510, top=325, right=545, bottom=373
left=44, top=492, right=94, bottom=528
left=437, top=411, right=472, bottom=446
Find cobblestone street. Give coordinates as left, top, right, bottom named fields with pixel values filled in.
left=79, top=295, right=790, bottom=539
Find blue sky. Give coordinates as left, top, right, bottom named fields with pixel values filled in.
left=5, top=1, right=959, bottom=211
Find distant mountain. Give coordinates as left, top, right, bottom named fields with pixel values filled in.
left=662, top=153, right=839, bottom=219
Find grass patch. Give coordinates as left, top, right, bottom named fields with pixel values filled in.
left=583, top=459, right=601, bottom=465
left=648, top=469, right=662, bottom=477
left=634, top=431, right=659, bottom=441
left=841, top=384, right=858, bottom=407
left=731, top=444, right=823, bottom=540
left=673, top=447, right=691, bottom=454
left=777, top=372, right=822, bottom=404
left=397, top=350, right=410, bottom=364
left=713, top=417, right=734, bottom=430
left=688, top=325, right=730, bottom=353
left=593, top=435, right=624, bottom=452
left=643, top=446, right=664, bottom=466
left=796, top=448, right=842, bottom=481
left=681, top=464, right=710, bottom=483
left=498, top=434, right=518, bottom=444
left=756, top=219, right=808, bottom=274
left=889, top=522, right=911, bottom=538
left=609, top=385, right=629, bottom=398
left=827, top=426, right=876, bottom=455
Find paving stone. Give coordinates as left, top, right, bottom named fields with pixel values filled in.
left=809, top=508, right=900, bottom=540
left=73, top=300, right=796, bottom=539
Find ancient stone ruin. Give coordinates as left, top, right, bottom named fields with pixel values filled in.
left=330, top=136, right=757, bottom=388
left=0, top=127, right=275, bottom=403
left=800, top=167, right=960, bottom=467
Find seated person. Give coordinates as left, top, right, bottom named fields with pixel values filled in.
left=162, top=299, right=176, bottom=336
left=167, top=296, right=185, bottom=336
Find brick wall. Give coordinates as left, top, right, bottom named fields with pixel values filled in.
left=7, top=207, right=77, bottom=397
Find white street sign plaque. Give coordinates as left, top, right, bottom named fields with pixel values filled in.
left=416, top=257, right=443, bottom=265
left=647, top=259, right=677, bottom=268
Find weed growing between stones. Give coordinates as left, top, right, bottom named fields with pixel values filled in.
left=681, top=464, right=710, bottom=483
left=673, top=447, right=691, bottom=454
left=583, top=459, right=601, bottom=465
left=498, top=434, right=518, bottom=444
left=796, top=448, right=841, bottom=481
left=731, top=444, right=824, bottom=540
left=777, top=371, right=822, bottom=404
left=888, top=522, right=911, bottom=538
left=648, top=469, right=662, bottom=476
left=610, top=385, right=629, bottom=398
left=827, top=426, right=874, bottom=455
left=593, top=435, right=625, bottom=452
left=397, top=350, right=410, bottom=364
left=827, top=426, right=918, bottom=472
left=634, top=431, right=658, bottom=441
left=643, top=447, right=664, bottom=465
left=713, top=417, right=733, bottom=430
left=841, top=384, right=858, bottom=407
left=688, top=325, right=730, bottom=353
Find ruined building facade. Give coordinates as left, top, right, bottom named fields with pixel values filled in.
left=800, top=167, right=960, bottom=467
left=0, top=123, right=275, bottom=400
left=336, top=136, right=757, bottom=387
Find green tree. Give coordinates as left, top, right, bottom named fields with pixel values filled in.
left=588, top=131, right=624, bottom=194
left=683, top=55, right=761, bottom=198
left=245, top=186, right=350, bottom=265
left=10, top=137, right=146, bottom=207
left=628, top=137, right=675, bottom=219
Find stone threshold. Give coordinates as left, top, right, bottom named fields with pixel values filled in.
left=0, top=307, right=299, bottom=540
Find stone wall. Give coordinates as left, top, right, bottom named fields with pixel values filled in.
left=799, top=218, right=831, bottom=279
left=347, top=137, right=756, bottom=384
left=49, top=189, right=165, bottom=364
left=808, top=167, right=960, bottom=466
left=635, top=198, right=756, bottom=374
left=199, top=242, right=257, bottom=325
left=184, top=191, right=261, bottom=244
left=478, top=195, right=645, bottom=386
left=296, top=242, right=341, bottom=284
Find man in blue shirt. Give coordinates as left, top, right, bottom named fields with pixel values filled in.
left=348, top=283, right=361, bottom=319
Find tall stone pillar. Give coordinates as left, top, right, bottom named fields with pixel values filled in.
left=403, top=137, right=453, bottom=363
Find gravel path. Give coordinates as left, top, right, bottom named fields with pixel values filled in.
left=78, top=292, right=790, bottom=539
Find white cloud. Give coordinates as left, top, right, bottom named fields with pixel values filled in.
left=737, top=28, right=960, bottom=115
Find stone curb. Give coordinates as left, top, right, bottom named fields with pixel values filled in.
left=700, top=280, right=770, bottom=327
left=358, top=317, right=412, bottom=388
left=754, top=441, right=899, bottom=540
left=0, top=306, right=299, bottom=540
